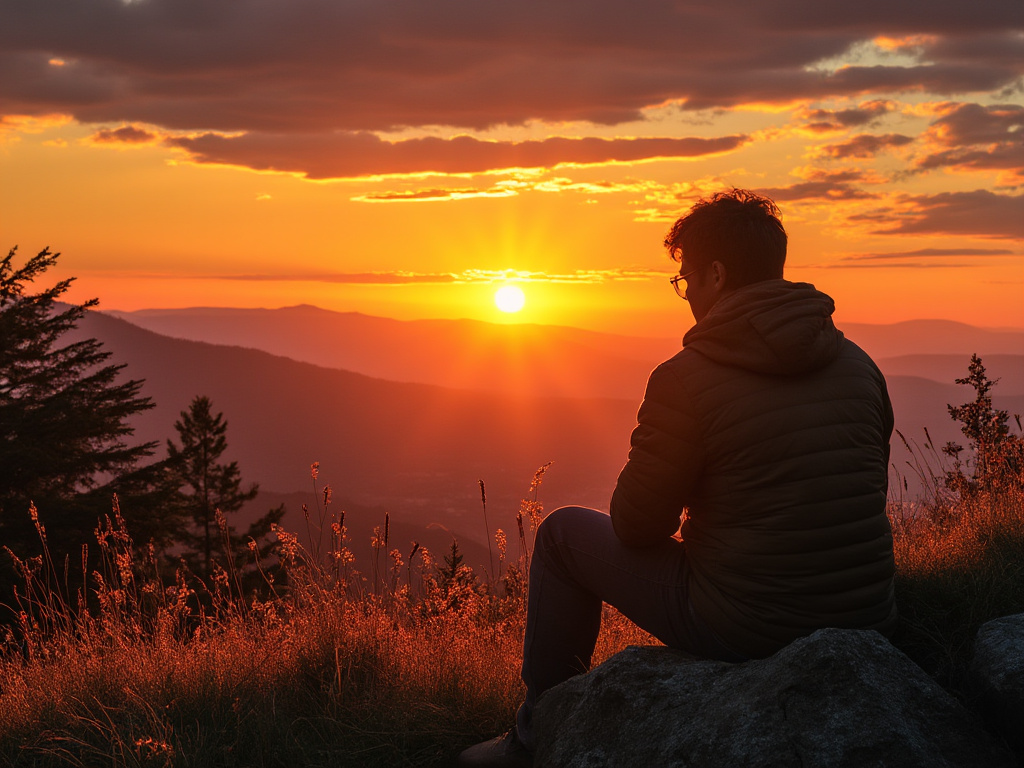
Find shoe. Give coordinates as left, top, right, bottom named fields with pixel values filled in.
left=456, top=728, right=533, bottom=767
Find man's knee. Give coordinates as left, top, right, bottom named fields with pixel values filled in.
left=535, top=506, right=600, bottom=559
left=536, top=506, right=570, bottom=551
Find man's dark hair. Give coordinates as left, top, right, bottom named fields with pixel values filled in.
left=664, top=189, right=787, bottom=289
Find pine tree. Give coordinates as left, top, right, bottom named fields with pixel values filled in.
left=166, top=395, right=282, bottom=582
left=943, top=354, right=1023, bottom=494
left=0, top=246, right=160, bottom=556
left=434, top=538, right=479, bottom=610
left=436, top=538, right=466, bottom=592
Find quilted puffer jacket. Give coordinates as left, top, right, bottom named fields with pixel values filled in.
left=610, top=279, right=897, bottom=659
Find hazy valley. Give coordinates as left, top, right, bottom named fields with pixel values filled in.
left=75, top=306, right=1024, bottom=567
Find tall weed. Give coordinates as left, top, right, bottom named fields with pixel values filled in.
left=0, top=466, right=651, bottom=767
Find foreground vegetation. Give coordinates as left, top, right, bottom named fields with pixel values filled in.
left=2, top=461, right=1022, bottom=767
left=0, top=471, right=654, bottom=767
left=891, top=355, right=1024, bottom=695
left=2, top=346, right=1021, bottom=766
left=892, top=481, right=1024, bottom=695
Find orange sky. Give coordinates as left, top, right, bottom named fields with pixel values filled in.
left=2, top=4, right=1022, bottom=337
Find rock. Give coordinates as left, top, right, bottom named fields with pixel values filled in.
left=971, top=613, right=1024, bottom=756
left=533, top=628, right=1016, bottom=768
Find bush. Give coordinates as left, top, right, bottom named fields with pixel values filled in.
left=889, top=354, right=1024, bottom=699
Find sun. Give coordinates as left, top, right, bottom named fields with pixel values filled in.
left=494, top=284, right=526, bottom=313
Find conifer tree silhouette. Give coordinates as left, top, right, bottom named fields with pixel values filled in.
left=167, top=395, right=282, bottom=582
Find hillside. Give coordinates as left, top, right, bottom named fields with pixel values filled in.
left=70, top=310, right=1024, bottom=551
left=105, top=305, right=678, bottom=401
left=71, top=311, right=638, bottom=552
left=875, top=354, right=1023, bottom=395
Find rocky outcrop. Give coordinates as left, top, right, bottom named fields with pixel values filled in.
left=533, top=629, right=1015, bottom=768
left=971, top=613, right=1024, bottom=755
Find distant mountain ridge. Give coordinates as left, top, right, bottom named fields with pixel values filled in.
left=875, top=355, right=1023, bottom=396
left=106, top=305, right=1024, bottom=400
left=841, top=319, right=1024, bottom=361
left=105, top=305, right=679, bottom=400
left=70, top=310, right=640, bottom=552
left=72, top=307, right=1024, bottom=552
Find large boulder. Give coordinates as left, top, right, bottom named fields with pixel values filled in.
left=971, top=613, right=1024, bottom=756
left=533, top=628, right=1015, bottom=768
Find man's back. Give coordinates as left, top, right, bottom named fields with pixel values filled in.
left=459, top=189, right=898, bottom=766
left=611, top=279, right=897, bottom=659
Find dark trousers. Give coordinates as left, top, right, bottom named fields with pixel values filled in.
left=516, top=506, right=745, bottom=750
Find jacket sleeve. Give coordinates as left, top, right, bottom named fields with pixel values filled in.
left=880, top=367, right=895, bottom=492
left=610, top=361, right=704, bottom=547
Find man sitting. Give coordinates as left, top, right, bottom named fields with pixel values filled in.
left=458, top=189, right=897, bottom=768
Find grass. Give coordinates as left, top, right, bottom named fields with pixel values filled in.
left=3, top=448, right=1023, bottom=766
left=2, top=598, right=528, bottom=766
left=890, top=482, right=1024, bottom=698
left=0, top=468, right=653, bottom=768
left=887, top=422, right=1024, bottom=699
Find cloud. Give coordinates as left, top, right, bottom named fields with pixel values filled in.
left=0, top=112, right=71, bottom=134
left=213, top=272, right=460, bottom=285
left=88, top=124, right=159, bottom=145
left=754, top=168, right=884, bottom=202
left=818, top=133, right=915, bottom=159
left=926, top=102, right=1024, bottom=146
left=352, top=187, right=519, bottom=203
left=3, top=1, right=1022, bottom=191
left=627, top=169, right=890, bottom=222
left=851, top=190, right=1024, bottom=239
left=530, top=178, right=653, bottom=195
left=916, top=144, right=1024, bottom=179
left=842, top=247, right=1017, bottom=261
left=164, top=132, right=750, bottom=179
left=1, top=0, right=1020, bottom=139
left=798, top=99, right=898, bottom=133
left=458, top=269, right=662, bottom=284
left=133, top=268, right=664, bottom=285
left=913, top=103, right=1024, bottom=179
left=353, top=177, right=657, bottom=203
left=754, top=181, right=879, bottom=202
left=813, top=261, right=978, bottom=269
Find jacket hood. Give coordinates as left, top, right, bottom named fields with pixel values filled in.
left=682, top=280, right=843, bottom=376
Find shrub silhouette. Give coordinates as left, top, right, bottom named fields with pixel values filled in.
left=942, top=353, right=1023, bottom=496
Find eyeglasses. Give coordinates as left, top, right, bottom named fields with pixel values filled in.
left=669, top=269, right=700, bottom=300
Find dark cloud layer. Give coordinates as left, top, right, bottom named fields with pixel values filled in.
left=755, top=169, right=883, bottom=202
left=3, top=1, right=1022, bottom=184
left=800, top=100, right=897, bottom=133
left=915, top=103, right=1024, bottom=178
left=755, top=181, right=878, bottom=202
left=820, top=133, right=915, bottom=159
left=90, top=124, right=158, bottom=144
left=856, top=190, right=1024, bottom=239
left=2, top=0, right=1021, bottom=137
left=928, top=103, right=1024, bottom=146
left=843, top=247, right=1017, bottom=261
left=160, top=132, right=749, bottom=178
left=916, top=144, right=1024, bottom=177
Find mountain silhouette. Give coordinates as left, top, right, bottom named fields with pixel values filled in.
left=72, top=308, right=1024, bottom=549
left=105, top=305, right=678, bottom=400
left=71, top=311, right=638, bottom=550
left=106, top=305, right=1024, bottom=399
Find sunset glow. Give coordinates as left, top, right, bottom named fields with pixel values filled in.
left=0, top=2, right=1021, bottom=334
